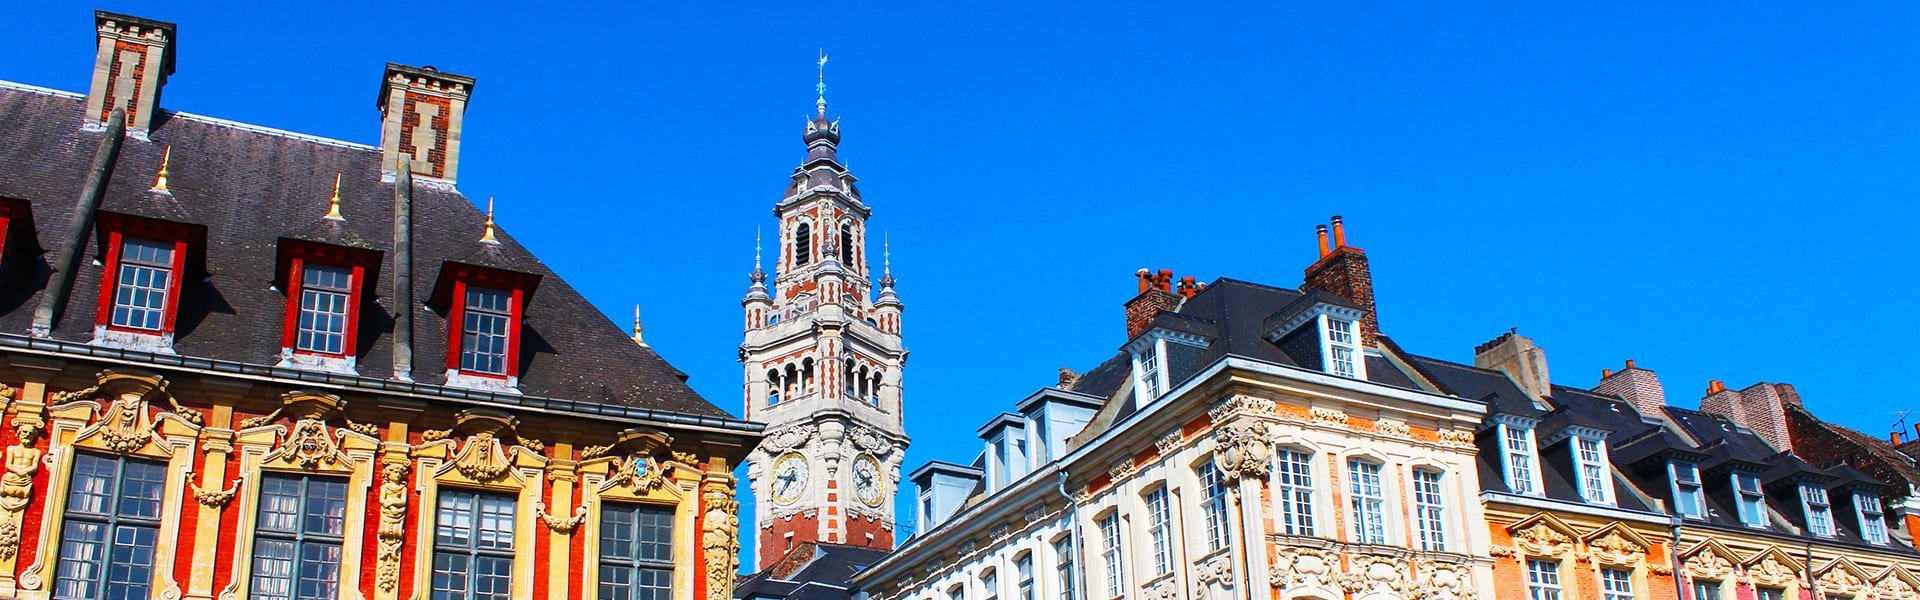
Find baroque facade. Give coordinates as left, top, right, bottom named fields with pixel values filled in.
left=0, top=11, right=759, bottom=600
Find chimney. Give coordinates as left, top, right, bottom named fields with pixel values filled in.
left=85, top=11, right=176, bottom=132
left=1125, top=268, right=1179, bottom=339
left=1700, top=382, right=1793, bottom=453
left=1595, top=360, right=1668, bottom=417
left=1301, top=216, right=1378, bottom=345
left=1894, top=431, right=1905, bottom=445
left=378, top=64, right=475, bottom=182
left=1473, top=328, right=1551, bottom=401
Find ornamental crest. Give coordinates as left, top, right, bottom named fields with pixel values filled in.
left=1410, top=560, right=1474, bottom=600
left=1270, top=547, right=1338, bottom=592
left=453, top=432, right=512, bottom=481
left=611, top=455, right=671, bottom=492
left=849, top=426, right=893, bottom=457
left=1681, top=544, right=1736, bottom=582
left=98, top=392, right=156, bottom=454
left=1745, top=550, right=1801, bottom=588
left=1816, top=561, right=1870, bottom=598
left=1583, top=526, right=1648, bottom=565
left=1879, top=572, right=1920, bottom=600
left=1510, top=521, right=1575, bottom=557
left=284, top=419, right=345, bottom=470
left=1342, top=554, right=1409, bottom=595
left=762, top=424, right=817, bottom=453
left=1211, top=422, right=1271, bottom=482
left=1191, top=553, right=1235, bottom=599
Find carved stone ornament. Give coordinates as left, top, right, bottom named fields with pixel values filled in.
left=611, top=455, right=671, bottom=492
left=1342, top=554, right=1409, bottom=595
left=0, top=443, right=40, bottom=512
left=1208, top=394, right=1275, bottom=422
left=1436, top=429, right=1475, bottom=447
left=1154, top=430, right=1183, bottom=454
left=580, top=444, right=613, bottom=460
left=1310, top=407, right=1349, bottom=428
left=1144, top=577, right=1180, bottom=600
left=1682, top=547, right=1736, bottom=582
left=1375, top=419, right=1411, bottom=437
left=1586, top=529, right=1647, bottom=565
left=671, top=450, right=700, bottom=466
left=47, top=386, right=100, bottom=406
left=1647, top=564, right=1674, bottom=576
left=1746, top=552, right=1801, bottom=588
left=284, top=419, right=346, bottom=471
left=375, top=462, right=410, bottom=592
left=190, top=476, right=242, bottom=509
left=701, top=483, right=741, bottom=600
left=534, top=500, right=587, bottom=534
left=420, top=428, right=453, bottom=442
left=1487, top=544, right=1517, bottom=558
left=1107, top=459, right=1136, bottom=482
left=1511, top=521, right=1575, bottom=557
left=1817, top=564, right=1869, bottom=598
left=849, top=426, right=892, bottom=457
left=1191, top=553, right=1236, bottom=598
left=98, top=392, right=157, bottom=454
left=1270, top=547, right=1340, bottom=592
left=762, top=424, right=818, bottom=454
left=1410, top=560, right=1475, bottom=600
left=1878, top=573, right=1920, bottom=600
left=1211, top=422, right=1271, bottom=482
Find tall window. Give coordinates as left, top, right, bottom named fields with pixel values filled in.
left=432, top=489, right=515, bottom=600
left=1525, top=559, right=1562, bottom=600
left=1199, top=463, right=1231, bottom=551
left=1857, top=492, right=1889, bottom=545
left=1273, top=449, right=1315, bottom=536
left=1098, top=514, right=1123, bottom=597
left=599, top=503, right=674, bottom=600
left=1053, top=537, right=1075, bottom=600
left=1145, top=487, right=1173, bottom=576
left=1575, top=437, right=1611, bottom=505
left=839, top=224, right=854, bottom=264
left=1671, top=462, right=1704, bottom=518
left=1733, top=473, right=1765, bottom=528
left=1755, top=588, right=1784, bottom=600
left=1600, top=568, right=1633, bottom=600
left=111, top=237, right=175, bottom=331
left=250, top=474, right=348, bottom=600
left=1802, top=484, right=1834, bottom=537
left=1346, top=459, right=1386, bottom=545
left=980, top=568, right=998, bottom=600
left=1325, top=318, right=1358, bottom=377
left=1015, top=553, right=1034, bottom=600
left=1692, top=580, right=1720, bottom=600
left=947, top=585, right=964, bottom=600
left=794, top=223, right=812, bottom=266
left=295, top=264, right=352, bottom=355
left=53, top=453, right=167, bottom=600
left=1134, top=347, right=1162, bottom=399
left=1411, top=469, right=1447, bottom=551
left=460, top=287, right=512, bottom=375
left=1502, top=424, right=1539, bottom=495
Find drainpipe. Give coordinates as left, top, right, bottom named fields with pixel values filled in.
left=1669, top=517, right=1686, bottom=600
left=32, top=110, right=126, bottom=336
left=389, top=162, right=414, bottom=381
left=1056, top=469, right=1084, bottom=600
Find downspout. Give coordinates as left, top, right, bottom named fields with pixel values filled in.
left=1056, top=468, right=1084, bottom=600
left=390, top=162, right=414, bottom=381
left=32, top=110, right=126, bottom=336
left=1669, top=517, right=1685, bottom=599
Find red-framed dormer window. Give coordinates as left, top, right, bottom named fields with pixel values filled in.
left=434, top=263, right=539, bottom=385
left=458, top=285, right=513, bottom=375
left=276, top=241, right=380, bottom=361
left=94, top=214, right=198, bottom=338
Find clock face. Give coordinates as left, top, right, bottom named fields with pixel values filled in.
left=771, top=453, right=809, bottom=505
left=852, top=455, right=883, bottom=508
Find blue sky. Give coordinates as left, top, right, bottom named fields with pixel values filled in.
left=8, top=1, right=1920, bottom=569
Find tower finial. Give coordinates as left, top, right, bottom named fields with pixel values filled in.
left=480, top=197, right=499, bottom=244
left=755, top=226, right=764, bottom=270
left=150, top=146, right=171, bottom=193
left=816, top=50, right=829, bottom=116
left=883, top=231, right=891, bottom=276
left=324, top=173, right=345, bottom=221
left=632, top=304, right=646, bottom=345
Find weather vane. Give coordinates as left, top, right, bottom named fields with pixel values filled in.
left=816, top=50, right=829, bottom=114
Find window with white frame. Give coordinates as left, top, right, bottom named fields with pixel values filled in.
left=111, top=237, right=175, bottom=331
left=431, top=489, right=515, bottom=600
left=1756, top=588, right=1785, bottom=600
left=1574, top=437, right=1612, bottom=505
left=1133, top=343, right=1163, bottom=399
left=980, top=568, right=997, bottom=600
left=1692, top=580, right=1720, bottom=600
left=598, top=502, right=675, bottom=600
left=1015, top=553, right=1034, bottom=600
left=54, top=453, right=168, bottom=599
left=1670, top=461, right=1705, bottom=519
left=947, top=584, right=964, bottom=600
left=1145, top=487, right=1173, bottom=576
left=1526, top=559, right=1562, bottom=600
left=1600, top=568, right=1633, bottom=600
left=1412, top=469, right=1447, bottom=551
left=1053, top=537, right=1075, bottom=600
left=1347, top=459, right=1387, bottom=545
left=1199, top=462, right=1230, bottom=551
left=250, top=473, right=348, bottom=600
left=1098, top=514, right=1123, bottom=598
left=1324, top=317, right=1360, bottom=378
left=1502, top=423, right=1541, bottom=495
left=1733, top=472, right=1766, bottom=528
left=1858, top=492, right=1889, bottom=545
left=1802, top=484, right=1835, bottom=537
left=1273, top=449, right=1315, bottom=536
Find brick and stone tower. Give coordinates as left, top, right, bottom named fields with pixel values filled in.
left=741, top=64, right=908, bottom=569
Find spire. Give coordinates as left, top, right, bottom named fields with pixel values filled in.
left=149, top=145, right=171, bottom=193
left=879, top=232, right=896, bottom=290
left=479, top=197, right=500, bottom=244
left=804, top=53, right=840, bottom=147
left=631, top=304, right=646, bottom=346
left=751, top=226, right=767, bottom=283
left=816, top=50, right=829, bottom=116
left=324, top=173, right=345, bottom=221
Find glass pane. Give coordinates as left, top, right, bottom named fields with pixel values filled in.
left=66, top=454, right=117, bottom=516
left=250, top=538, right=296, bottom=600
left=257, top=476, right=302, bottom=534
left=475, top=556, right=513, bottom=600
left=53, top=521, right=108, bottom=600
left=601, top=505, right=635, bottom=561
left=436, top=493, right=475, bottom=548
left=116, top=460, right=167, bottom=520
left=296, top=542, right=342, bottom=600
left=304, top=478, right=348, bottom=537
left=106, top=524, right=157, bottom=599
left=431, top=553, right=470, bottom=600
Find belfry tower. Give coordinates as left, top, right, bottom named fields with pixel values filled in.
left=741, top=59, right=908, bottom=570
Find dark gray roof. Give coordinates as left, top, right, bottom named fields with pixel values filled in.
left=0, top=84, right=726, bottom=417
left=736, top=543, right=889, bottom=599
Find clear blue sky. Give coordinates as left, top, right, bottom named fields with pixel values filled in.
left=9, top=1, right=1920, bottom=569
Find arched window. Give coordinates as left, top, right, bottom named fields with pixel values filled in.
left=766, top=369, right=781, bottom=405
left=844, top=359, right=857, bottom=397
left=801, top=358, right=815, bottom=396
left=869, top=373, right=882, bottom=405
left=840, top=223, right=854, bottom=264
left=784, top=364, right=799, bottom=400
left=794, top=223, right=812, bottom=266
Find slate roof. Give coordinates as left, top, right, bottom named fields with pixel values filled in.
left=735, top=543, right=888, bottom=599
left=0, top=82, right=728, bottom=418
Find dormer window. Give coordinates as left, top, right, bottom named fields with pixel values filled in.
left=1856, top=492, right=1889, bottom=545
left=1732, top=473, right=1765, bottom=528
left=294, top=265, right=352, bottom=354
left=94, top=214, right=200, bottom=350
left=460, top=286, right=513, bottom=375
left=1572, top=437, right=1612, bottom=505
left=275, top=240, right=380, bottom=372
left=432, top=262, right=539, bottom=392
left=1496, top=418, right=1543, bottom=496
left=110, top=238, right=175, bottom=331
left=1134, top=342, right=1163, bottom=399
left=1324, top=317, right=1361, bottom=378
left=1801, top=484, right=1835, bottom=537
left=1670, top=461, right=1705, bottom=518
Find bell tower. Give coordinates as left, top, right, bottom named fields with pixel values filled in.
left=741, top=58, right=908, bottom=570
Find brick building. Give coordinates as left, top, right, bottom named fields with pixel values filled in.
left=0, top=11, right=760, bottom=600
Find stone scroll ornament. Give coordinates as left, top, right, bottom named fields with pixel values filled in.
left=1210, top=422, right=1271, bottom=482
left=701, top=482, right=740, bottom=600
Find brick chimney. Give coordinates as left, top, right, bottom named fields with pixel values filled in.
left=1125, top=268, right=1178, bottom=339
left=378, top=64, right=475, bottom=182
left=85, top=11, right=176, bottom=132
left=1301, top=216, right=1378, bottom=345
left=1595, top=360, right=1667, bottom=417
left=1699, top=381, right=1794, bottom=452
left=1474, top=328, right=1551, bottom=401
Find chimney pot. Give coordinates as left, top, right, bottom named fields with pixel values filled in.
left=1135, top=268, right=1151, bottom=293
left=1624, top=359, right=1636, bottom=370
left=378, top=63, right=476, bottom=182
left=1316, top=224, right=1331, bottom=258
left=1894, top=431, right=1905, bottom=445
left=1602, top=368, right=1612, bottom=378
left=1302, top=217, right=1378, bottom=345
left=86, top=11, right=176, bottom=132
left=1331, top=215, right=1347, bottom=248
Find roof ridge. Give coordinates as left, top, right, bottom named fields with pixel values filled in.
left=0, top=79, right=83, bottom=99
left=165, top=110, right=379, bottom=152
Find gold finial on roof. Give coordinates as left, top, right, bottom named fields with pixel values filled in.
left=480, top=197, right=499, bottom=243
left=632, top=304, right=646, bottom=346
left=324, top=173, right=345, bottom=221
left=150, top=146, right=171, bottom=192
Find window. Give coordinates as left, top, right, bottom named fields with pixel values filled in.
left=794, top=223, right=812, bottom=266
left=1802, top=484, right=1834, bottom=537
left=1671, top=461, right=1704, bottom=518
left=599, top=503, right=675, bottom=600
left=1347, top=459, right=1386, bottom=545
left=1733, top=473, right=1765, bottom=528
left=1273, top=449, right=1315, bottom=536
left=1575, top=437, right=1612, bottom=505
left=459, top=286, right=512, bottom=375
left=1325, top=317, right=1358, bottom=377
left=1412, top=469, right=1447, bottom=551
left=1858, top=492, right=1889, bottom=545
left=1692, top=580, right=1720, bottom=600
left=110, top=237, right=175, bottom=331
left=1053, top=537, right=1075, bottom=600
left=1098, top=514, right=1123, bottom=597
left=1526, top=559, right=1561, bottom=600
left=1755, top=588, right=1784, bottom=600
left=250, top=474, right=348, bottom=600
left=947, top=585, right=964, bottom=600
left=980, top=568, right=997, bottom=600
left=1015, top=553, right=1034, bottom=600
left=53, top=453, right=167, bottom=600
left=1502, top=424, right=1540, bottom=495
left=1600, top=568, right=1633, bottom=600
left=839, top=224, right=854, bottom=265
left=1134, top=345, right=1162, bottom=399
left=1145, top=487, right=1173, bottom=576
left=1198, top=463, right=1230, bottom=551
left=294, top=264, right=353, bottom=355
left=431, top=489, right=515, bottom=600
